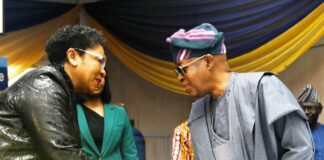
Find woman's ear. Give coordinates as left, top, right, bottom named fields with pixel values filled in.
left=66, top=48, right=78, bottom=66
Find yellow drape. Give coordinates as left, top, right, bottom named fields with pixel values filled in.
left=83, top=11, right=186, bottom=94
left=229, top=3, right=324, bottom=73
left=0, top=6, right=79, bottom=79
left=84, top=4, right=324, bottom=95
left=4, top=5, right=322, bottom=95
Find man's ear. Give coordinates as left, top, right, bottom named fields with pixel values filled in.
left=205, top=54, right=215, bottom=70
left=66, top=48, right=78, bottom=66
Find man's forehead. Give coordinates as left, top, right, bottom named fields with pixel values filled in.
left=176, top=57, right=196, bottom=66
left=300, top=102, right=322, bottom=107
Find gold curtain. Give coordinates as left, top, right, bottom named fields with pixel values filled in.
left=0, top=6, right=80, bottom=79
left=229, top=3, right=324, bottom=73
left=84, top=3, right=324, bottom=95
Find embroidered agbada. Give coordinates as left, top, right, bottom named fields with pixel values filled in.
left=188, top=72, right=314, bottom=160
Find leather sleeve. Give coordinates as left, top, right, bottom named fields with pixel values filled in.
left=16, top=74, right=89, bottom=160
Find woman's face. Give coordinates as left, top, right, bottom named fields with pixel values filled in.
left=73, top=44, right=107, bottom=95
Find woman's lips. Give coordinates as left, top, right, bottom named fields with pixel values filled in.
left=94, top=78, right=103, bottom=91
left=95, top=78, right=104, bottom=88
left=96, top=78, right=101, bottom=84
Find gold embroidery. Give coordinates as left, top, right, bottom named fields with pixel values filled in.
left=172, top=121, right=194, bottom=160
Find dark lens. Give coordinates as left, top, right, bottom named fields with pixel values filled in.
left=175, top=66, right=184, bottom=76
left=174, top=69, right=180, bottom=76
left=75, top=48, right=83, bottom=53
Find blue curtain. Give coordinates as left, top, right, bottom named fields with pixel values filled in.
left=84, top=0, right=323, bottom=61
left=5, top=0, right=75, bottom=33
left=0, top=58, right=8, bottom=90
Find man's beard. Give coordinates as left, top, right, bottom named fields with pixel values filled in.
left=307, top=114, right=319, bottom=129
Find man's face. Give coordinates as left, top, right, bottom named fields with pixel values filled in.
left=73, top=45, right=107, bottom=95
left=175, top=56, right=209, bottom=98
left=300, top=102, right=323, bottom=125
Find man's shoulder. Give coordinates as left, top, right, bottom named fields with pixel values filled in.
left=132, top=128, right=144, bottom=138
left=317, top=123, right=324, bottom=130
left=312, top=123, right=324, bottom=139
left=232, top=72, right=272, bottom=93
left=235, top=72, right=272, bottom=83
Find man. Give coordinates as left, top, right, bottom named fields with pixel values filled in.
left=122, top=105, right=146, bottom=160
left=0, top=25, right=107, bottom=159
left=298, top=84, right=324, bottom=160
left=131, top=120, right=146, bottom=160
left=166, top=23, right=313, bottom=160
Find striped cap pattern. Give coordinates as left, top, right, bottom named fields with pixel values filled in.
left=166, top=23, right=226, bottom=63
left=297, top=83, right=321, bottom=103
left=176, top=49, right=192, bottom=62
left=166, top=28, right=217, bottom=42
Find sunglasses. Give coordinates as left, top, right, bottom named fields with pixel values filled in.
left=174, top=55, right=206, bottom=77
left=74, top=48, right=106, bottom=69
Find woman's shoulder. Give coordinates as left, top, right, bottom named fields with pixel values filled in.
left=105, top=103, right=127, bottom=114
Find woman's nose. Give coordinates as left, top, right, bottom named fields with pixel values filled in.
left=101, top=68, right=107, bottom=77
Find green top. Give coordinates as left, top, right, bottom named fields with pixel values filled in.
left=77, top=103, right=138, bottom=160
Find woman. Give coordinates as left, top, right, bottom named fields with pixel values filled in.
left=0, top=25, right=106, bottom=159
left=77, top=67, right=138, bottom=160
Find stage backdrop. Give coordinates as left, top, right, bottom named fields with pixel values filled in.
left=2, top=1, right=323, bottom=95
left=2, top=2, right=322, bottom=159
left=0, top=57, right=8, bottom=90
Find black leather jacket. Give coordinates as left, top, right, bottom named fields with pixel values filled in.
left=0, top=65, right=89, bottom=160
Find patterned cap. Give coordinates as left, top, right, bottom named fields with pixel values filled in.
left=297, top=83, right=321, bottom=103
left=166, top=23, right=226, bottom=63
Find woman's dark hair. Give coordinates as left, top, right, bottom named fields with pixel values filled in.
left=45, top=24, right=106, bottom=65
left=101, top=66, right=112, bottom=103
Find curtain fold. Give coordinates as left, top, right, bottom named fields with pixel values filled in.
left=84, top=3, right=324, bottom=95
left=0, top=6, right=80, bottom=79
left=5, top=0, right=75, bottom=32
left=84, top=0, right=323, bottom=60
left=1, top=1, right=323, bottom=95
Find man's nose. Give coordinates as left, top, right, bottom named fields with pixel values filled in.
left=305, top=108, right=311, bottom=114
